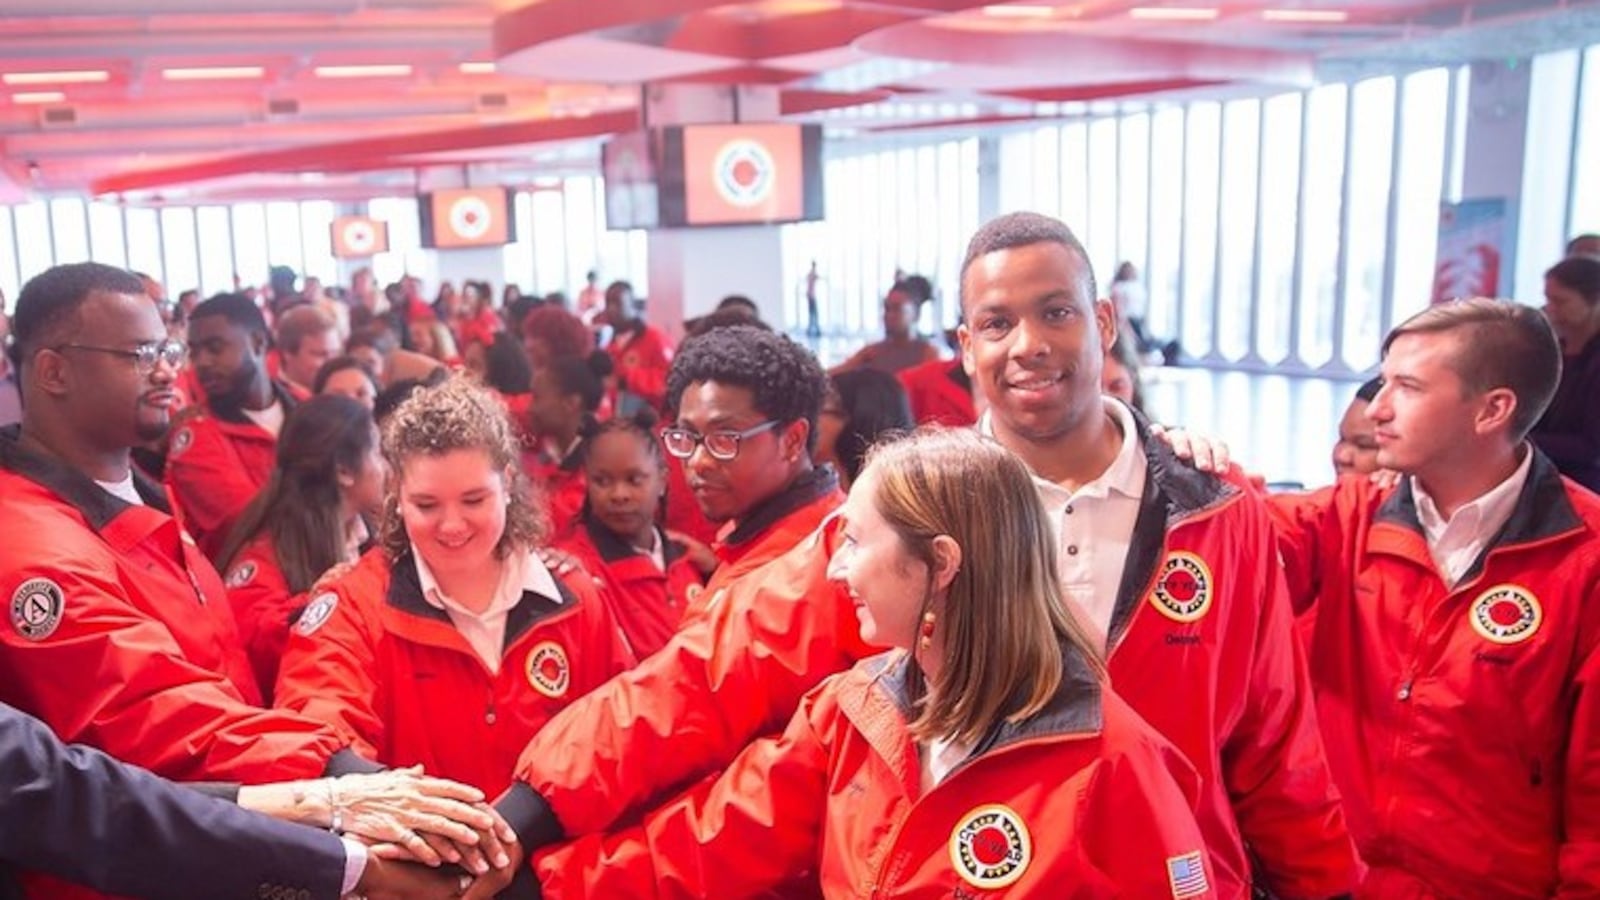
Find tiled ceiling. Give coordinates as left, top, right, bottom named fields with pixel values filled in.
left=0, top=0, right=1589, bottom=202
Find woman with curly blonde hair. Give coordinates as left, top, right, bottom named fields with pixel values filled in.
left=274, top=374, right=635, bottom=803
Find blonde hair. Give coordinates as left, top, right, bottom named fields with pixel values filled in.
left=864, top=427, right=1104, bottom=746
left=379, top=373, right=546, bottom=559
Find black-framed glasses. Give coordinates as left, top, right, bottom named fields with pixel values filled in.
left=55, top=339, right=187, bottom=375
left=661, top=420, right=779, bottom=461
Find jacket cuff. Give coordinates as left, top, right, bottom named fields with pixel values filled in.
left=494, top=782, right=566, bottom=851
left=323, top=748, right=385, bottom=777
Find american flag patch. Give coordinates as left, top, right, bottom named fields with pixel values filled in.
left=1166, top=851, right=1209, bottom=898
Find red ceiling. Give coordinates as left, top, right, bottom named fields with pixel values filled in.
left=0, top=0, right=1584, bottom=202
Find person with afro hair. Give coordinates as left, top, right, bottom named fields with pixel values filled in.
left=661, top=324, right=841, bottom=603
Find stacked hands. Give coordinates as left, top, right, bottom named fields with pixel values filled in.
left=247, top=767, right=522, bottom=899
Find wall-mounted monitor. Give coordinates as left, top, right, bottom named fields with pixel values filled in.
left=601, top=123, right=824, bottom=230
left=419, top=186, right=515, bottom=249
left=330, top=215, right=389, bottom=258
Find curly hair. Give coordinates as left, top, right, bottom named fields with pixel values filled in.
left=664, top=325, right=827, bottom=453
left=521, top=305, right=592, bottom=362
left=378, top=373, right=547, bottom=559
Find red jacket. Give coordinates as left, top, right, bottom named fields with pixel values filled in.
left=274, top=547, right=636, bottom=797
left=692, top=466, right=844, bottom=614
left=541, top=650, right=1217, bottom=899
left=1083, top=426, right=1357, bottom=898
left=555, top=514, right=703, bottom=660
left=222, top=536, right=302, bottom=704
left=164, top=387, right=294, bottom=560
left=524, top=442, right=587, bottom=534
left=1268, top=453, right=1600, bottom=898
left=898, top=359, right=976, bottom=427
left=496, top=520, right=875, bottom=850
left=608, top=323, right=673, bottom=413
left=0, top=429, right=350, bottom=900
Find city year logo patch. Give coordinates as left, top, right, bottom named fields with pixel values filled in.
left=525, top=641, right=570, bottom=699
left=1470, top=584, right=1542, bottom=645
left=225, top=561, right=257, bottom=589
left=713, top=139, right=776, bottom=208
left=948, top=804, right=1031, bottom=890
left=170, top=427, right=194, bottom=458
left=295, top=592, right=338, bottom=636
left=10, top=578, right=64, bottom=641
left=1149, top=551, right=1213, bottom=623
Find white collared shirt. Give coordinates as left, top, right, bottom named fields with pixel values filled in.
left=241, top=398, right=285, bottom=437
left=982, top=399, right=1147, bottom=652
left=412, top=547, right=562, bottom=674
left=1412, top=447, right=1533, bottom=587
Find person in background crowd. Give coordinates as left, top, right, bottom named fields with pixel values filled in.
left=602, top=280, right=674, bottom=415
left=1269, top=298, right=1600, bottom=898
left=898, top=325, right=978, bottom=428
left=1532, top=254, right=1600, bottom=492
left=659, top=325, right=840, bottom=602
left=503, top=284, right=524, bottom=308
left=1568, top=233, right=1600, bottom=257
left=576, top=269, right=604, bottom=325
left=1102, top=334, right=1145, bottom=414
left=174, top=288, right=201, bottom=331
left=346, top=327, right=391, bottom=383
left=314, top=356, right=379, bottom=410
left=716, top=294, right=761, bottom=321
left=409, top=317, right=460, bottom=368
left=832, top=276, right=940, bottom=375
left=168, top=292, right=294, bottom=559
left=274, top=376, right=635, bottom=801
left=956, top=211, right=1356, bottom=897
left=433, top=282, right=460, bottom=325
left=1109, top=261, right=1150, bottom=353
left=555, top=411, right=711, bottom=660
left=0, top=263, right=507, bottom=900
left=813, top=368, right=915, bottom=489
left=216, top=395, right=385, bottom=701
left=534, top=429, right=1215, bottom=900
left=456, top=281, right=501, bottom=351
left=275, top=305, right=342, bottom=401
left=525, top=352, right=613, bottom=528
left=521, top=305, right=593, bottom=373
left=482, top=332, right=533, bottom=398
left=1331, top=376, right=1383, bottom=478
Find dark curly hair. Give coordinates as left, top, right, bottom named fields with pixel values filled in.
left=665, top=325, right=826, bottom=454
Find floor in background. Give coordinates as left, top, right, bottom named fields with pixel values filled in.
left=1141, top=367, right=1367, bottom=491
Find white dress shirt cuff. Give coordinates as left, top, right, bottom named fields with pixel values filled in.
left=339, top=836, right=369, bottom=897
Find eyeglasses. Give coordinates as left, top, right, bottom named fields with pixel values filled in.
left=661, top=420, right=780, bottom=461
left=55, top=339, right=187, bottom=375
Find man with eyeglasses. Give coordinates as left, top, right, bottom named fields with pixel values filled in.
left=655, top=324, right=842, bottom=606
left=165, top=291, right=294, bottom=560
left=0, top=263, right=383, bottom=900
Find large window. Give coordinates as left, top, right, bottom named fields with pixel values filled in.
left=781, top=136, right=979, bottom=348
left=1570, top=44, right=1600, bottom=238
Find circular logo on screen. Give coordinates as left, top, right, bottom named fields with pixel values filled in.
left=713, top=139, right=776, bottom=209
left=949, top=804, right=1031, bottom=890
left=1149, top=551, right=1213, bottom=623
left=525, top=641, right=570, bottom=699
left=449, top=195, right=493, bottom=241
left=1470, top=584, right=1542, bottom=645
left=341, top=219, right=377, bottom=255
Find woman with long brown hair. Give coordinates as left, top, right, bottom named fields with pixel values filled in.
left=537, top=428, right=1213, bottom=898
